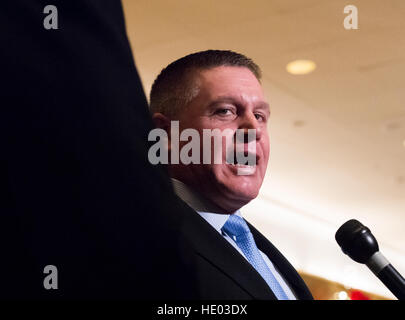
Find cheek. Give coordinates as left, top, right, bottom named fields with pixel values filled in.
left=259, top=137, right=270, bottom=175
left=264, top=135, right=270, bottom=158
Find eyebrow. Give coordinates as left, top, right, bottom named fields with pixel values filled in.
left=209, top=96, right=271, bottom=114
left=254, top=102, right=271, bottom=115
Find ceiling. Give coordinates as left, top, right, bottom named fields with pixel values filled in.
left=122, top=0, right=405, bottom=298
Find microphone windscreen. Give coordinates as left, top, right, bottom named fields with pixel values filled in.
left=335, top=219, right=379, bottom=263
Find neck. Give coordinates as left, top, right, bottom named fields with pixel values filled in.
left=171, top=177, right=236, bottom=214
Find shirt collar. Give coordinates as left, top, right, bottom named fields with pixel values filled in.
left=198, top=210, right=243, bottom=233
left=171, top=178, right=242, bottom=233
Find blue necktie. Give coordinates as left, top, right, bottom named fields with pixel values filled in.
left=222, top=214, right=289, bottom=300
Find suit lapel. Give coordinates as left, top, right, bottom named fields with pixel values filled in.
left=176, top=197, right=313, bottom=300
left=248, top=221, right=314, bottom=300
left=180, top=204, right=276, bottom=300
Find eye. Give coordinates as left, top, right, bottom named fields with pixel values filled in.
left=214, top=108, right=235, bottom=116
left=254, top=113, right=266, bottom=122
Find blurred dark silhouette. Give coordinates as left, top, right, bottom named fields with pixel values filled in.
left=0, top=0, right=197, bottom=299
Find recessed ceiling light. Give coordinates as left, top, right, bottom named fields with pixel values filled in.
left=293, top=120, right=306, bottom=127
left=286, top=60, right=316, bottom=75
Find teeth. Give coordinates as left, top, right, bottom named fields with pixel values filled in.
left=226, top=162, right=255, bottom=167
left=237, top=165, right=256, bottom=176
left=226, top=150, right=257, bottom=166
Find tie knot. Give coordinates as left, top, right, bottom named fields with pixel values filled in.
left=222, top=214, right=251, bottom=238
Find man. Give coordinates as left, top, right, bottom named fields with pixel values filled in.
left=150, top=50, right=313, bottom=300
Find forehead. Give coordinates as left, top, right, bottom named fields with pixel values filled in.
left=194, top=66, right=266, bottom=105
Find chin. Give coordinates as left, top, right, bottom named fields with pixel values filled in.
left=208, top=165, right=265, bottom=210
left=218, top=182, right=260, bottom=207
left=232, top=177, right=261, bottom=196
left=234, top=188, right=259, bottom=202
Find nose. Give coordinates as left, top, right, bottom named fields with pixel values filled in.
left=236, top=112, right=262, bottom=143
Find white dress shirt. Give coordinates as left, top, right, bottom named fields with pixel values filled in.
left=171, top=178, right=296, bottom=300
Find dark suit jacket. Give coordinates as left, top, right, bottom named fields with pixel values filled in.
left=177, top=199, right=313, bottom=300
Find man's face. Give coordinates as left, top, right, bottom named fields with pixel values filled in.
left=168, top=66, right=270, bottom=213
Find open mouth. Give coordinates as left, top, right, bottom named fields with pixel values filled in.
left=225, top=150, right=258, bottom=167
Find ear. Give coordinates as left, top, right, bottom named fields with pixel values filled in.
left=151, top=113, right=172, bottom=153
left=152, top=112, right=170, bottom=132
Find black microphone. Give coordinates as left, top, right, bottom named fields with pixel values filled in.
left=335, top=219, right=405, bottom=300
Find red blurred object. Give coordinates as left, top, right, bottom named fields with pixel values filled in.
left=349, top=289, right=370, bottom=300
